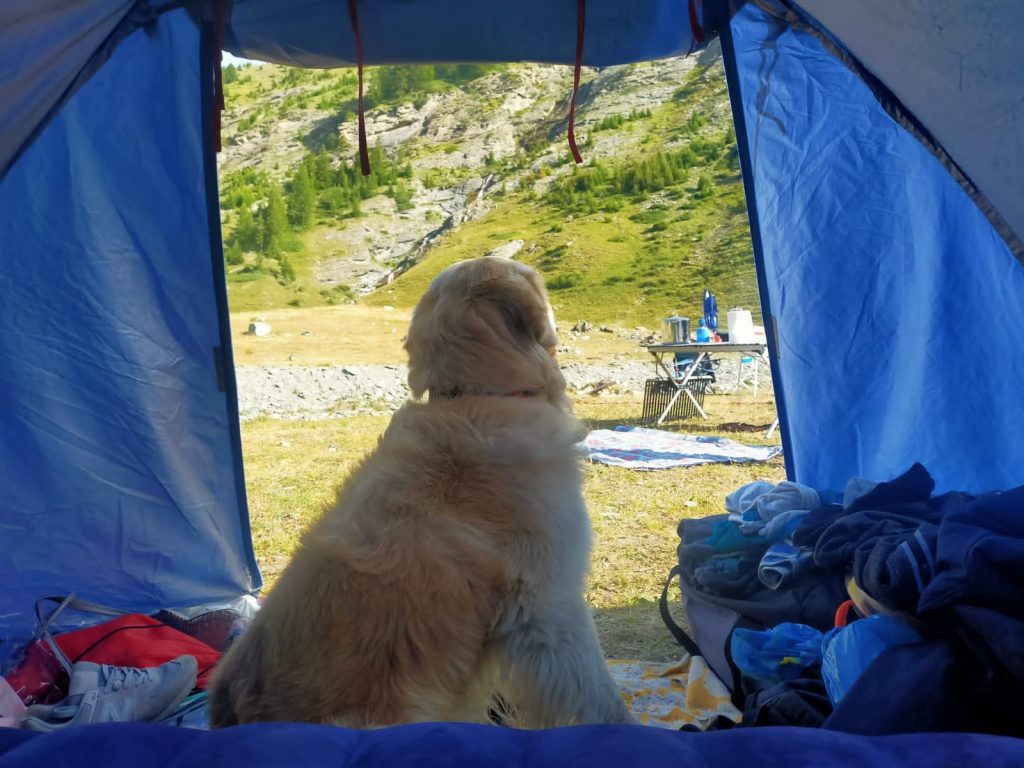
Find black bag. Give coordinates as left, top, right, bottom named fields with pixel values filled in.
left=660, top=514, right=846, bottom=692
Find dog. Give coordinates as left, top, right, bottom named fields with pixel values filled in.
left=208, top=256, right=630, bottom=728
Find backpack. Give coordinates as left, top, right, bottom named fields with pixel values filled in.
left=660, top=514, right=846, bottom=694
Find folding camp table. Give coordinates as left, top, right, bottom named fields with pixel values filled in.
left=644, top=342, right=768, bottom=424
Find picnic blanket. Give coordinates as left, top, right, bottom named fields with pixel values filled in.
left=581, top=426, right=782, bottom=470
left=609, top=656, right=741, bottom=730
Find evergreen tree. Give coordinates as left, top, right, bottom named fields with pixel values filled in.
left=261, top=184, right=288, bottom=258
left=225, top=241, right=244, bottom=265
left=313, top=149, right=334, bottom=188
left=278, top=254, right=296, bottom=283
left=394, top=181, right=414, bottom=212
left=287, top=166, right=314, bottom=229
left=234, top=206, right=260, bottom=252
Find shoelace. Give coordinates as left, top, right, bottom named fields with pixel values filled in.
left=101, top=665, right=155, bottom=693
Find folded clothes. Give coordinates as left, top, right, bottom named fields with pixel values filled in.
left=725, top=481, right=776, bottom=520
left=787, top=464, right=974, bottom=615
left=694, top=553, right=763, bottom=598
left=792, top=504, right=844, bottom=549
left=759, top=543, right=814, bottom=590
left=707, top=520, right=771, bottom=554
left=758, top=509, right=809, bottom=542
left=735, top=482, right=820, bottom=535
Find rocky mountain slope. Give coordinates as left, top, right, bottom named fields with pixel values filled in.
left=217, top=44, right=759, bottom=328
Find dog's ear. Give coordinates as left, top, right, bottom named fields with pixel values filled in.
left=476, top=270, right=558, bottom=353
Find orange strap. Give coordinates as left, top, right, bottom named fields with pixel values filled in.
left=834, top=599, right=856, bottom=628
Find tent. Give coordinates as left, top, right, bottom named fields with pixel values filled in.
left=1, top=0, right=1022, bottom=760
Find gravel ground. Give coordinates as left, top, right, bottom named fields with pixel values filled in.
left=235, top=357, right=771, bottom=421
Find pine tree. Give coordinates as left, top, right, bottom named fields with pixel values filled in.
left=314, top=149, right=333, bottom=188
left=225, top=241, right=244, bottom=265
left=278, top=254, right=296, bottom=283
left=234, top=206, right=259, bottom=252
left=287, top=166, right=314, bottom=229
left=261, top=184, right=288, bottom=258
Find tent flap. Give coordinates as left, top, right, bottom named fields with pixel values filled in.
left=723, top=0, right=1024, bottom=494
left=0, top=8, right=259, bottom=671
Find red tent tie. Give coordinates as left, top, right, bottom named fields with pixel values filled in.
left=211, top=0, right=228, bottom=153
left=567, top=0, right=586, bottom=164
left=347, top=0, right=371, bottom=176
left=687, top=0, right=706, bottom=56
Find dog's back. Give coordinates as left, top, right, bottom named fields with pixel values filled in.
left=209, top=397, right=586, bottom=727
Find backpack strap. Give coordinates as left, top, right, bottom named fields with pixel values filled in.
left=659, top=565, right=702, bottom=658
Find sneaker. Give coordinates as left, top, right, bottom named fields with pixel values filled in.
left=20, top=655, right=197, bottom=731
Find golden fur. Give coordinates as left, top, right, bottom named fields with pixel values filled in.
left=208, top=256, right=629, bottom=728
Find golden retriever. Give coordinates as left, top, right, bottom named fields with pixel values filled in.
left=208, top=256, right=629, bottom=728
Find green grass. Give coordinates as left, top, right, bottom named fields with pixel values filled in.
left=240, top=393, right=783, bottom=661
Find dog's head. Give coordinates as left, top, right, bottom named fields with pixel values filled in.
left=405, top=257, right=568, bottom=408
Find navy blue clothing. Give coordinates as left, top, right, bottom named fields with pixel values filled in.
left=793, top=464, right=974, bottom=614
left=821, top=486, right=1024, bottom=738
left=743, top=677, right=832, bottom=729
left=919, top=487, right=1024, bottom=680
left=790, top=504, right=842, bottom=549
left=824, top=640, right=1020, bottom=737
left=791, top=463, right=936, bottom=550
left=845, top=462, right=935, bottom=513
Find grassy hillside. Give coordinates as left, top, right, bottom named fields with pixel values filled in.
left=218, top=51, right=760, bottom=328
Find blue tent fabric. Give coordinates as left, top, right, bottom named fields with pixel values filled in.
left=0, top=0, right=136, bottom=178
left=796, top=0, right=1024, bottom=260
left=0, top=7, right=259, bottom=669
left=225, top=0, right=700, bottom=69
left=720, top=0, right=1024, bottom=494
left=2, top=722, right=1024, bottom=768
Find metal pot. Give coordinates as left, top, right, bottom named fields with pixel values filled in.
left=661, top=315, right=690, bottom=343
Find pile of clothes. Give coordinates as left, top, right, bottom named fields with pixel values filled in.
left=1, top=598, right=255, bottom=731
left=679, top=464, right=1024, bottom=737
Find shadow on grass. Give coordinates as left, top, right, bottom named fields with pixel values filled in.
left=593, top=599, right=689, bottom=663
left=582, top=414, right=744, bottom=437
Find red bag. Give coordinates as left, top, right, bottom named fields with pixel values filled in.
left=54, top=613, right=220, bottom=688
left=5, top=613, right=220, bottom=704
left=3, top=640, right=68, bottom=706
